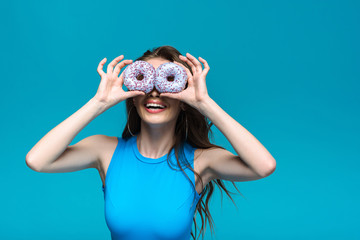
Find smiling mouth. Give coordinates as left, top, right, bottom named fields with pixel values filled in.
left=144, top=103, right=167, bottom=110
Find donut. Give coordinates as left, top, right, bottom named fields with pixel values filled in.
left=155, top=62, right=188, bottom=93
left=123, top=60, right=156, bottom=94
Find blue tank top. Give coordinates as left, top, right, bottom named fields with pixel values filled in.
left=102, top=135, right=203, bottom=240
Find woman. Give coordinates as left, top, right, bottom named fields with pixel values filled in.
left=26, top=45, right=276, bottom=240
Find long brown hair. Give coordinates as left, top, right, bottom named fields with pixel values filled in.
left=121, top=45, right=244, bottom=240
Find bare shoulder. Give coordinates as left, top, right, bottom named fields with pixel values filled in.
left=93, top=135, right=118, bottom=166
left=91, top=134, right=118, bottom=154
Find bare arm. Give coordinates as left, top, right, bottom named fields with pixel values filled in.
left=160, top=53, right=276, bottom=180
left=25, top=55, right=145, bottom=173
left=25, top=98, right=107, bottom=172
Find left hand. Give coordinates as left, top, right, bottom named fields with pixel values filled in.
left=159, top=53, right=211, bottom=110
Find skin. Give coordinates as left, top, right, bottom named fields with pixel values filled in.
left=25, top=52, right=277, bottom=196
left=132, top=57, right=185, bottom=159
left=132, top=53, right=277, bottom=181
left=25, top=52, right=277, bottom=239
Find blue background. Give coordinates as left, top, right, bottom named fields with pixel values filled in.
left=1, top=0, right=359, bottom=239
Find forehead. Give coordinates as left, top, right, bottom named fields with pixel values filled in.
left=145, top=57, right=170, bottom=69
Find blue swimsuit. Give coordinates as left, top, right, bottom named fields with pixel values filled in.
left=102, top=135, right=202, bottom=240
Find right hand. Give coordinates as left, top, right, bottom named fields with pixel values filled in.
left=94, top=55, right=145, bottom=109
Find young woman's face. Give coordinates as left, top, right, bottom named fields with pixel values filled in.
left=132, top=57, right=183, bottom=126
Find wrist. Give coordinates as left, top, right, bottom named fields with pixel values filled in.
left=89, top=97, right=110, bottom=112
left=197, top=96, right=214, bottom=114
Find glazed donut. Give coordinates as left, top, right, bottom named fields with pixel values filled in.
left=123, top=60, right=156, bottom=94
left=155, top=62, right=188, bottom=93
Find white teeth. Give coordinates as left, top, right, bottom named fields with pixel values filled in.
left=145, top=103, right=166, bottom=109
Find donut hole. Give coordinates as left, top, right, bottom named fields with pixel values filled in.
left=136, top=74, right=144, bottom=80
left=167, top=75, right=175, bottom=82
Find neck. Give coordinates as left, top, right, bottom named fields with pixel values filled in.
left=136, top=121, right=176, bottom=159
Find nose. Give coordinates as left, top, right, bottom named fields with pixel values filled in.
left=148, top=86, right=161, bottom=97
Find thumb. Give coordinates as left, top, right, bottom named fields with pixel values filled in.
left=160, top=92, right=180, bottom=100
left=127, top=90, right=145, bottom=98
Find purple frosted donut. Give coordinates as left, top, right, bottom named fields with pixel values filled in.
left=123, top=60, right=156, bottom=94
left=155, top=62, right=188, bottom=93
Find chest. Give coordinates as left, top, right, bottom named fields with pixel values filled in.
left=101, top=146, right=202, bottom=238
left=97, top=144, right=210, bottom=196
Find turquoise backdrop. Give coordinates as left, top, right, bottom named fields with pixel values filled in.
left=1, top=0, right=359, bottom=239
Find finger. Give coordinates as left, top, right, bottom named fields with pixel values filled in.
left=115, top=71, right=124, bottom=87
left=107, top=55, right=124, bottom=74
left=175, top=58, right=192, bottom=75
left=115, top=67, right=130, bottom=87
left=97, top=58, right=107, bottom=77
left=114, top=59, right=133, bottom=77
left=125, top=90, right=146, bottom=98
left=173, top=60, right=187, bottom=70
left=179, top=55, right=197, bottom=75
left=159, top=92, right=181, bottom=100
left=178, top=57, right=194, bottom=76
left=185, top=53, right=203, bottom=73
left=198, top=57, right=210, bottom=76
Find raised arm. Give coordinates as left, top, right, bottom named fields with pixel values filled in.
left=25, top=99, right=107, bottom=172
left=26, top=55, right=144, bottom=173
left=159, top=53, right=276, bottom=181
